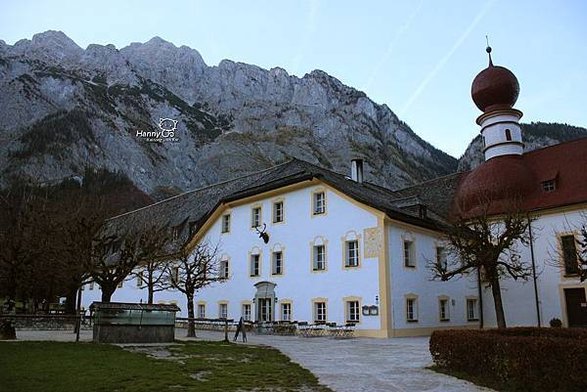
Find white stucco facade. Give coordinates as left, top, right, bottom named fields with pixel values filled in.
left=481, top=206, right=587, bottom=328
left=82, top=179, right=482, bottom=337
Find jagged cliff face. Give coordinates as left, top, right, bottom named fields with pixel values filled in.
left=457, top=122, right=587, bottom=171
left=1, top=31, right=458, bottom=196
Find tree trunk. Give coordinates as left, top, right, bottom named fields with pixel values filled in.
left=490, top=276, right=507, bottom=329
left=186, top=292, right=196, bottom=338
left=64, top=286, right=78, bottom=314
left=101, top=284, right=116, bottom=303
left=148, top=287, right=154, bottom=305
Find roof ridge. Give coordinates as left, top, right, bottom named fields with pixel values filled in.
left=107, top=158, right=296, bottom=221
left=394, top=171, right=464, bottom=193
left=524, top=135, right=587, bottom=156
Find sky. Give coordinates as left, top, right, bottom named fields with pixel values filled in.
left=1, top=0, right=586, bottom=158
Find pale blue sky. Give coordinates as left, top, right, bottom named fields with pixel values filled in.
left=1, top=0, right=585, bottom=158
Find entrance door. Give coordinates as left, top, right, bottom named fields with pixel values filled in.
left=258, top=298, right=272, bottom=322
left=564, top=288, right=587, bottom=327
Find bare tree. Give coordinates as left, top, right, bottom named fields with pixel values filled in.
left=169, top=241, right=225, bottom=338
left=431, top=198, right=533, bottom=329
left=128, top=224, right=173, bottom=304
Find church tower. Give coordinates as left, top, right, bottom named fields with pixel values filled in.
left=471, top=46, right=523, bottom=161
left=455, top=46, right=535, bottom=217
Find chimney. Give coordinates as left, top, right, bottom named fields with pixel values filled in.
left=351, top=159, right=364, bottom=183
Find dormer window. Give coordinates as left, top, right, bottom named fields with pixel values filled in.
left=542, top=180, right=556, bottom=192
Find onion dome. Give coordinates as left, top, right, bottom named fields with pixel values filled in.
left=471, top=46, right=520, bottom=113
left=455, top=155, right=535, bottom=217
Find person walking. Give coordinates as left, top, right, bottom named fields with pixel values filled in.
left=233, top=316, right=247, bottom=342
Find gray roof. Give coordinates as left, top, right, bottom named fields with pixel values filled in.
left=106, top=158, right=454, bottom=251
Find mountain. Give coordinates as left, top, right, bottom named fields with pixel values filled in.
left=458, top=122, right=587, bottom=171
left=0, top=31, right=457, bottom=197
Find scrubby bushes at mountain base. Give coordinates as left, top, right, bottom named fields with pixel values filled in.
left=430, top=328, right=587, bottom=392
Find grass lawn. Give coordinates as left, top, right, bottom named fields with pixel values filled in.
left=0, top=341, right=332, bottom=392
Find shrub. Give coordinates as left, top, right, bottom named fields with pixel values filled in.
left=550, top=318, right=563, bottom=328
left=430, top=328, right=587, bottom=392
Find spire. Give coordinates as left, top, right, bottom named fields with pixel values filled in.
left=486, top=36, right=493, bottom=67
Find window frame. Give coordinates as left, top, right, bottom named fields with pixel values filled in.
left=137, top=271, right=144, bottom=288
left=221, top=213, right=231, bottom=233
left=313, top=244, right=326, bottom=271
left=404, top=240, right=415, bottom=268
left=466, top=298, right=479, bottom=321
left=542, top=180, right=556, bottom=192
left=242, top=303, right=251, bottom=321
left=439, top=298, right=450, bottom=322
left=220, top=259, right=229, bottom=279
left=272, top=251, right=283, bottom=275
left=219, top=303, right=228, bottom=319
left=347, top=300, right=360, bottom=323
left=281, top=302, right=292, bottom=321
left=250, top=254, right=260, bottom=277
left=314, top=301, right=327, bottom=323
left=251, top=206, right=262, bottom=228
left=197, top=303, right=206, bottom=319
left=561, top=235, right=579, bottom=276
left=273, top=201, right=284, bottom=223
left=313, top=191, right=326, bottom=215
left=436, top=246, right=447, bottom=270
left=345, top=240, right=360, bottom=268
left=406, top=297, right=418, bottom=322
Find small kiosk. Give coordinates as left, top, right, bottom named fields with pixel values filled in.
left=90, top=302, right=180, bottom=343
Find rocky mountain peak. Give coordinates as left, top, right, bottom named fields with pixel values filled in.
left=10, top=30, right=83, bottom=63
left=0, top=31, right=460, bottom=198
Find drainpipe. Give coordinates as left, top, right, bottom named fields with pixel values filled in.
left=477, top=266, right=484, bottom=329
left=527, top=215, right=541, bottom=327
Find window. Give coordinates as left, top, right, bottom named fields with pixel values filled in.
left=171, top=267, right=179, bottom=284
left=436, top=246, right=447, bottom=270
left=345, top=240, right=359, bottom=267
left=89, top=281, right=94, bottom=291
left=505, top=128, right=512, bottom=141
left=406, top=298, right=418, bottom=322
left=272, top=251, right=283, bottom=275
left=171, top=227, right=180, bottom=240
left=220, top=259, right=229, bottom=279
left=273, top=201, right=284, bottom=223
left=467, top=298, right=479, bottom=321
left=313, top=245, right=326, bottom=271
left=347, top=300, right=360, bottom=323
left=313, top=191, right=326, bottom=215
left=561, top=235, right=579, bottom=275
left=250, top=254, right=260, bottom=277
left=197, top=304, right=206, bottom=319
left=219, top=303, right=228, bottom=319
left=542, top=180, right=556, bottom=192
left=251, top=207, right=261, bottom=228
left=281, top=303, right=291, bottom=321
left=137, top=271, right=144, bottom=288
left=118, top=281, right=123, bottom=288
left=221, top=214, right=231, bottom=233
left=242, top=304, right=251, bottom=321
left=439, top=298, right=450, bottom=321
left=314, top=301, right=326, bottom=322
left=404, top=240, right=415, bottom=267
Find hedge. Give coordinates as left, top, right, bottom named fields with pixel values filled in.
left=430, top=328, right=587, bottom=392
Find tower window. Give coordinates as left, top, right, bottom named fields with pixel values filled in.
left=505, top=128, right=512, bottom=141
left=542, top=180, right=556, bottom=192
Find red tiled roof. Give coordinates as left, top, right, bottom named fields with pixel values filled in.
left=454, top=137, right=587, bottom=217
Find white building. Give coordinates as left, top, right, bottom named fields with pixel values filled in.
left=82, top=49, right=587, bottom=335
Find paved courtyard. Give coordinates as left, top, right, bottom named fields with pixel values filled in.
left=13, top=328, right=491, bottom=392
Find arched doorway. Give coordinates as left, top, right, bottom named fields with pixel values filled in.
left=254, top=281, right=276, bottom=322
